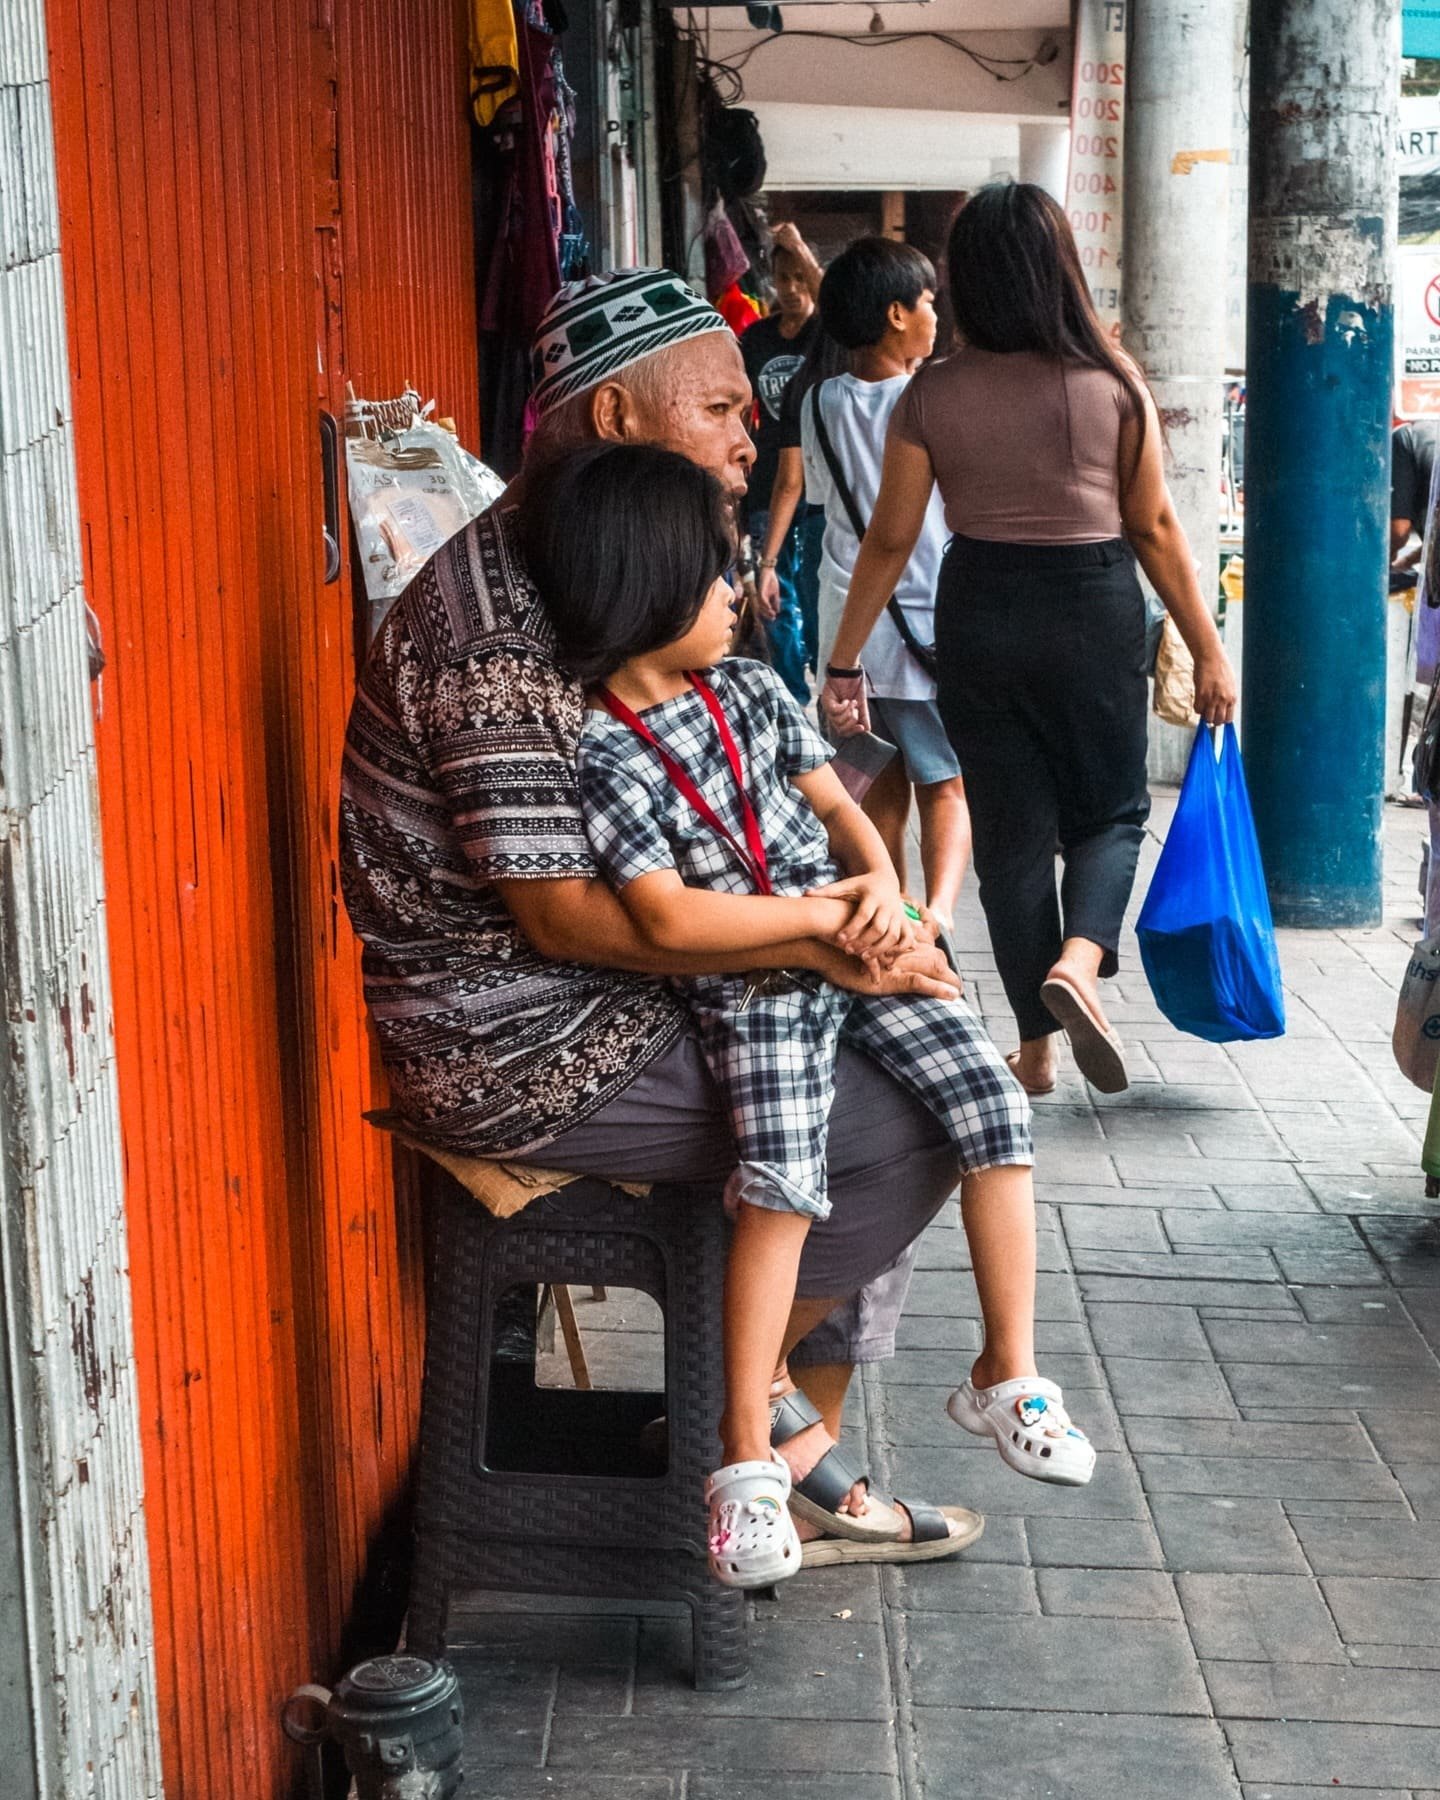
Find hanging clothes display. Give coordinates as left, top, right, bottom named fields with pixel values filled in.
left=470, top=0, right=520, bottom=129
left=475, top=0, right=591, bottom=473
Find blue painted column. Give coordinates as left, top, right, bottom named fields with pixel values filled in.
left=1244, top=0, right=1399, bottom=926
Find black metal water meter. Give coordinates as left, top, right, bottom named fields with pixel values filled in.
left=283, top=1653, right=463, bottom=1798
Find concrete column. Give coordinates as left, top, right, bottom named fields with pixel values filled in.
left=1018, top=122, right=1070, bottom=203
left=1244, top=0, right=1398, bottom=926
left=0, top=13, right=163, bottom=1798
left=1123, top=0, right=1236, bottom=784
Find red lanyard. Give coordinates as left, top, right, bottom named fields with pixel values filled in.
left=595, top=673, right=773, bottom=895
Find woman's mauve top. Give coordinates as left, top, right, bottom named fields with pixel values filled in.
left=890, top=346, right=1130, bottom=544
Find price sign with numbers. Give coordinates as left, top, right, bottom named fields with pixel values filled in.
left=1066, top=0, right=1126, bottom=328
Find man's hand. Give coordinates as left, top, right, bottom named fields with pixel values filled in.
left=757, top=564, right=782, bottom=619
left=1193, top=647, right=1238, bottom=727
left=823, top=940, right=962, bottom=1002
left=820, top=670, right=869, bottom=738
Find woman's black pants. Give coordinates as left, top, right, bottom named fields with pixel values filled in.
left=934, top=535, right=1150, bottom=1043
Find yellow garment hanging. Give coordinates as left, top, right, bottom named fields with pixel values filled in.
left=471, top=0, right=519, bottom=129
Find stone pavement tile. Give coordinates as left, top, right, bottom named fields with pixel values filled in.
left=482, top=1781, right=676, bottom=1799
left=1306, top=1181, right=1440, bottom=1219
left=1036, top=1152, right=1124, bottom=1187
left=1349, top=1643, right=1440, bottom=1669
left=886, top=1445, right=1148, bottom=1521
left=1162, top=1210, right=1362, bottom=1248
left=893, top=1560, right=1039, bottom=1615
left=1215, top=1185, right=1325, bottom=1213
left=632, top=1617, right=891, bottom=1720
left=690, top=1782, right=900, bottom=1800
left=1241, top=1789, right=1408, bottom=1800
left=1061, top=1206, right=1169, bottom=1252
left=1123, top=1416, right=1376, bottom=1461
left=914, top=1708, right=1237, bottom=1800
left=876, top=1350, right=1102, bottom=1389
left=759, top=1563, right=882, bottom=1623
left=1294, top=1288, right=1412, bottom=1325
left=1202, top=1306, right=1308, bottom=1321
left=1128, top=1156, right=1306, bottom=1191
left=1270, top=1245, right=1388, bottom=1284
left=1224, top=1363, right=1440, bottom=1410
left=1401, top=1285, right=1440, bottom=1337
left=1282, top=1499, right=1414, bottom=1521
left=908, top=1269, right=1083, bottom=1322
left=1043, top=1181, right=1222, bottom=1209
left=1137, top=1454, right=1406, bottom=1504
left=1206, top=1659, right=1440, bottom=1726
left=1097, top=1081, right=1262, bottom=1112
left=448, top=1612, right=639, bottom=1660
left=1205, top=1319, right=1435, bottom=1367
left=1289, top=1516, right=1440, bottom=1576
left=1079, top=1273, right=1300, bottom=1310
left=877, top=1384, right=1124, bottom=1454
left=1148, top=1496, right=1307, bottom=1573
left=1321, top=1577, right=1440, bottom=1647
left=1188, top=1124, right=1291, bottom=1157
left=894, top=1313, right=982, bottom=1352
left=1087, top=1301, right=1213, bottom=1360
left=905, top=1613, right=1209, bottom=1713
left=1024, top=1516, right=1166, bottom=1569
left=1225, top=1720, right=1440, bottom=1790
left=1361, top=1409, right=1440, bottom=1461
left=1356, top=1217, right=1440, bottom=1275
left=1174, top=1573, right=1346, bottom=1663
left=1104, top=1355, right=1240, bottom=1419
left=1392, top=1463, right=1440, bottom=1519
left=545, top=1714, right=898, bottom=1777
left=1071, top=1247, right=1283, bottom=1281
left=452, top=1663, right=554, bottom=1771
left=1035, top=1566, right=1181, bottom=1619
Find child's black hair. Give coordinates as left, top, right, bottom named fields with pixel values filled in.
left=519, top=443, right=736, bottom=684
left=818, top=237, right=936, bottom=350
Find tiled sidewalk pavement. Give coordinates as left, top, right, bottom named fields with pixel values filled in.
left=450, top=799, right=1440, bottom=1800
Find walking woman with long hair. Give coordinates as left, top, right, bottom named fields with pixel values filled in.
left=822, top=182, right=1237, bottom=1096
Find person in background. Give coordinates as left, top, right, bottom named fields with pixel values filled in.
left=1392, top=417, right=1440, bottom=570
left=742, top=221, right=822, bottom=701
left=757, top=327, right=850, bottom=680
left=805, top=237, right=971, bottom=937
left=823, top=183, right=1237, bottom=1098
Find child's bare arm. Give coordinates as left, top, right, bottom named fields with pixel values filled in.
left=792, top=764, right=915, bottom=959
left=618, top=867, right=853, bottom=956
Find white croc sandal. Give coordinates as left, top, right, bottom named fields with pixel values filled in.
left=947, top=1376, right=1096, bottom=1488
left=706, top=1458, right=803, bottom=1589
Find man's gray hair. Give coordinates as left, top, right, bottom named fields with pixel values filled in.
left=523, top=341, right=688, bottom=470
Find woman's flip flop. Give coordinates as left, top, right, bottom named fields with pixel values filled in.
left=1039, top=975, right=1128, bottom=1094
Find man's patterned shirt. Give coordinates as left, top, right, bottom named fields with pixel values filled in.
left=339, top=504, right=685, bottom=1155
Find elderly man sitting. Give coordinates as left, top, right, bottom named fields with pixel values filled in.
left=340, top=270, right=979, bottom=1562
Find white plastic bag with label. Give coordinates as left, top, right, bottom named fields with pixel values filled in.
left=346, top=414, right=504, bottom=606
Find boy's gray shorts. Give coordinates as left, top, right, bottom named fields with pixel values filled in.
left=517, top=1031, right=961, bottom=1366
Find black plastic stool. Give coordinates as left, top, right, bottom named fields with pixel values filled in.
left=406, top=1169, right=748, bottom=1690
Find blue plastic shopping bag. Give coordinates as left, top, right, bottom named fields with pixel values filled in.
left=1136, top=725, right=1286, bottom=1043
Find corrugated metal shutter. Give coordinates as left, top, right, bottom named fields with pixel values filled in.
left=44, top=0, right=479, bottom=1791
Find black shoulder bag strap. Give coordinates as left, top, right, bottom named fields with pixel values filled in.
left=808, top=381, right=937, bottom=677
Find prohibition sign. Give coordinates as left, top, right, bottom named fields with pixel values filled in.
left=1426, top=273, right=1440, bottom=329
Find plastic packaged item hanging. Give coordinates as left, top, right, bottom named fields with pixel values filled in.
left=1136, top=724, right=1286, bottom=1043
left=345, top=391, right=504, bottom=610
